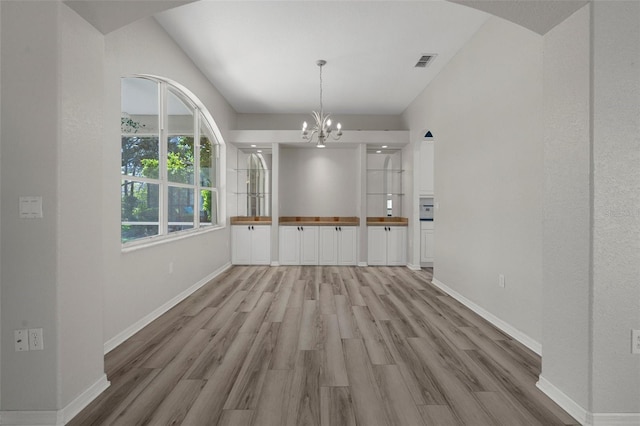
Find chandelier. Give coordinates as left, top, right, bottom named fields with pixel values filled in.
left=301, top=59, right=342, bottom=148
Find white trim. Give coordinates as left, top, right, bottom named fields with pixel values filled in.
left=536, top=377, right=640, bottom=426
left=270, top=261, right=280, bottom=267
left=358, top=261, right=368, bottom=267
left=406, top=263, right=421, bottom=271
left=431, top=277, right=542, bottom=355
left=104, top=262, right=231, bottom=354
left=0, top=376, right=110, bottom=425
left=536, top=376, right=587, bottom=425
left=61, top=375, right=110, bottom=424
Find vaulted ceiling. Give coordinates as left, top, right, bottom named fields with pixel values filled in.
left=66, top=0, right=588, bottom=115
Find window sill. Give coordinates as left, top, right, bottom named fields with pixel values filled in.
left=121, top=223, right=225, bottom=254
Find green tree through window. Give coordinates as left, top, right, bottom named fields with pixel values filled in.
left=121, top=77, right=222, bottom=244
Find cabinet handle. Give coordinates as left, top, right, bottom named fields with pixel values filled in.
left=301, top=226, right=304, bottom=231
left=297, top=226, right=300, bottom=231
left=248, top=226, right=251, bottom=231
left=339, top=226, right=342, bottom=231
left=251, top=225, right=254, bottom=230
left=335, top=226, right=338, bottom=231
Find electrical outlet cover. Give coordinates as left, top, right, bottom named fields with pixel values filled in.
left=29, top=328, right=44, bottom=351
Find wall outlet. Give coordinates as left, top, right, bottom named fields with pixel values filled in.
left=14, top=329, right=29, bottom=352
left=632, top=329, right=640, bottom=355
left=498, top=274, right=505, bottom=288
left=29, top=328, right=44, bottom=351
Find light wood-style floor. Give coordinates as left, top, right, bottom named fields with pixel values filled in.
left=70, top=266, right=578, bottom=426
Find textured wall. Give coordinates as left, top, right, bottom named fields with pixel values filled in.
left=540, top=3, right=591, bottom=410
left=58, top=3, right=106, bottom=407
left=591, top=0, right=640, bottom=413
left=1, top=1, right=61, bottom=410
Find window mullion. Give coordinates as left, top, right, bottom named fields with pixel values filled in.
left=194, top=113, right=201, bottom=228
left=159, top=81, right=169, bottom=236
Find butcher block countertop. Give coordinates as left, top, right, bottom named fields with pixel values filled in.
left=279, top=216, right=360, bottom=226
left=366, top=217, right=409, bottom=226
left=230, top=216, right=272, bottom=225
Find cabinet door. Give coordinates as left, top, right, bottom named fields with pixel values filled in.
left=420, top=229, right=434, bottom=263
left=318, top=227, right=337, bottom=265
left=251, top=225, right=271, bottom=265
left=367, top=227, right=388, bottom=266
left=337, top=226, right=357, bottom=265
left=279, top=226, right=300, bottom=265
left=386, top=227, right=407, bottom=266
left=300, top=226, right=319, bottom=265
left=419, top=141, right=434, bottom=195
left=232, top=225, right=252, bottom=265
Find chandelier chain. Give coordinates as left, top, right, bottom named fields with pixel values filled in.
left=319, top=63, right=324, bottom=116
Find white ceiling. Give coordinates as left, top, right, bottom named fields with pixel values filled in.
left=154, top=1, right=490, bottom=115
left=65, top=0, right=589, bottom=117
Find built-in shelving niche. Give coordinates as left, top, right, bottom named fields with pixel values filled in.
left=366, top=148, right=403, bottom=217
left=232, top=148, right=272, bottom=217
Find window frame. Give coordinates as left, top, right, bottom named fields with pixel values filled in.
left=121, top=75, right=226, bottom=249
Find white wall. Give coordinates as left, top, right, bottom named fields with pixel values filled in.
left=59, top=3, right=107, bottom=408
left=279, top=147, right=359, bottom=217
left=103, top=17, right=236, bottom=346
left=1, top=1, right=62, bottom=410
left=541, top=3, right=640, bottom=418
left=402, top=16, right=544, bottom=344
left=1, top=1, right=107, bottom=411
left=540, top=3, right=591, bottom=411
left=590, top=0, right=640, bottom=413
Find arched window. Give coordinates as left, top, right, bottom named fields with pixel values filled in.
left=121, top=76, right=224, bottom=244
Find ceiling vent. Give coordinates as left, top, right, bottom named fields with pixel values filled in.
left=415, top=54, right=436, bottom=68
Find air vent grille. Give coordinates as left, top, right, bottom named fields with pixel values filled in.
left=415, top=54, right=436, bottom=68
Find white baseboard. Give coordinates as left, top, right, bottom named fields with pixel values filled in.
left=536, top=376, right=587, bottom=424
left=61, top=374, right=110, bottom=424
left=358, top=262, right=368, bottom=267
left=537, top=376, right=640, bottom=426
left=406, top=263, right=421, bottom=271
left=104, top=262, right=232, bottom=354
left=0, top=375, right=109, bottom=426
left=431, top=277, right=542, bottom=355
left=270, top=261, right=280, bottom=266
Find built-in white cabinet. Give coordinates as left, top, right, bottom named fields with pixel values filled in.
left=232, top=225, right=271, bottom=265
left=319, top=226, right=358, bottom=265
left=419, top=141, right=434, bottom=196
left=420, top=221, right=434, bottom=264
left=367, top=226, right=406, bottom=266
left=279, top=226, right=319, bottom=265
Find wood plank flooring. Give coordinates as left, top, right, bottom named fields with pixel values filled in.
left=69, top=266, right=578, bottom=426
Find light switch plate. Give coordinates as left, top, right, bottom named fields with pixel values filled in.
left=15, top=329, right=29, bottom=352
